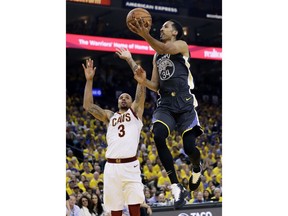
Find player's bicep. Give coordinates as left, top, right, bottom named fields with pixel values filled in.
left=87, top=104, right=112, bottom=124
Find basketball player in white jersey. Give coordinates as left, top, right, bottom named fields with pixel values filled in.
left=82, top=58, right=146, bottom=216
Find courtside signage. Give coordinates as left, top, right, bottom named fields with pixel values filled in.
left=66, top=0, right=111, bottom=6
left=66, top=34, right=222, bottom=60
left=123, top=0, right=179, bottom=14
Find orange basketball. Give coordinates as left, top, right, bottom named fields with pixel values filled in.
left=126, top=8, right=152, bottom=33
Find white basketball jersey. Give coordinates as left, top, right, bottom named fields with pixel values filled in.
left=106, top=108, right=143, bottom=158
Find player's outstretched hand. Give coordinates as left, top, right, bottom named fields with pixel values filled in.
left=115, top=48, right=132, bottom=61
left=82, top=58, right=96, bottom=81
left=128, top=18, right=150, bottom=38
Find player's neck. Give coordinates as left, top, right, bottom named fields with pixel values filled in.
left=118, top=108, right=129, bottom=114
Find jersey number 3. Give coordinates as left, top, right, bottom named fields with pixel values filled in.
left=118, top=124, right=125, bottom=137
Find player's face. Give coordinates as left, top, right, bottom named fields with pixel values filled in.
left=160, top=21, right=174, bottom=41
left=118, top=93, right=132, bottom=110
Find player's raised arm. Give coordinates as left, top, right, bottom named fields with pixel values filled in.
left=115, top=48, right=159, bottom=92
left=131, top=67, right=146, bottom=120
left=82, top=59, right=113, bottom=125
left=129, top=19, right=189, bottom=56
left=115, top=48, right=139, bottom=72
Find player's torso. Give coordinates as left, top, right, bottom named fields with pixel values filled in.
left=106, top=108, right=143, bottom=158
left=156, top=53, right=192, bottom=92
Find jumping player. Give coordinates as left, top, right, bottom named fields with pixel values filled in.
left=82, top=58, right=146, bottom=216
left=127, top=19, right=204, bottom=209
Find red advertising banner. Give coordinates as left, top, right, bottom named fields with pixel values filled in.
left=67, top=0, right=111, bottom=6
left=66, top=34, right=222, bottom=60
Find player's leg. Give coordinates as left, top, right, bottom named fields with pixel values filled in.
left=111, top=211, right=123, bottom=216
left=178, top=108, right=204, bottom=191
left=103, top=163, right=125, bottom=215
left=123, top=161, right=144, bottom=216
left=152, top=122, right=178, bottom=183
left=128, top=204, right=141, bottom=216
left=152, top=109, right=188, bottom=209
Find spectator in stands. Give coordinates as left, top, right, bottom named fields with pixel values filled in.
left=207, top=181, right=216, bottom=195
left=83, top=179, right=91, bottom=192
left=91, top=193, right=105, bottom=216
left=147, top=190, right=161, bottom=206
left=66, top=170, right=72, bottom=184
left=200, top=175, right=209, bottom=189
left=67, top=161, right=81, bottom=177
left=193, top=191, right=204, bottom=204
left=175, top=153, right=189, bottom=167
left=211, top=174, right=220, bottom=187
left=212, top=155, right=222, bottom=168
left=211, top=188, right=222, bottom=202
left=143, top=187, right=152, bottom=202
left=77, top=192, right=83, bottom=203
left=78, top=175, right=87, bottom=192
left=181, top=177, right=189, bottom=191
left=152, top=192, right=168, bottom=207
left=97, top=181, right=104, bottom=202
left=203, top=166, right=213, bottom=183
left=188, top=190, right=199, bottom=204
left=71, top=157, right=81, bottom=171
left=73, top=185, right=82, bottom=196
left=147, top=145, right=158, bottom=164
left=81, top=164, right=94, bottom=182
left=203, top=189, right=212, bottom=202
left=212, top=161, right=222, bottom=176
left=143, top=163, right=158, bottom=187
left=67, top=149, right=80, bottom=164
left=80, top=156, right=93, bottom=171
left=157, top=170, right=171, bottom=189
left=171, top=145, right=180, bottom=160
left=78, top=195, right=96, bottom=216
left=89, top=172, right=103, bottom=190
left=67, top=194, right=81, bottom=216
left=67, top=180, right=76, bottom=195
left=93, top=164, right=104, bottom=180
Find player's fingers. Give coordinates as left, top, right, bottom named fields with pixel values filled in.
left=146, top=21, right=151, bottom=29
left=135, top=19, right=141, bottom=28
left=129, top=23, right=137, bottom=31
left=82, top=64, right=86, bottom=70
left=139, top=18, right=144, bottom=26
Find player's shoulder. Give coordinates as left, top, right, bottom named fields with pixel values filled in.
left=129, top=107, right=142, bottom=120
left=176, top=39, right=188, bottom=46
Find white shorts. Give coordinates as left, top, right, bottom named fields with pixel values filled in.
left=103, top=160, right=145, bottom=212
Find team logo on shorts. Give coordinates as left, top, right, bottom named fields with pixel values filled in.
left=157, top=56, right=175, bottom=80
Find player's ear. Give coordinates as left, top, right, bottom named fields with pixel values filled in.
left=172, top=30, right=178, bottom=37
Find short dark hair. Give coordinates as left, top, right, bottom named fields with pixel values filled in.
left=169, top=19, right=183, bottom=40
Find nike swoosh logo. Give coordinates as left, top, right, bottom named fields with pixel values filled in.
left=185, top=97, right=192, bottom=101
left=134, top=164, right=138, bottom=168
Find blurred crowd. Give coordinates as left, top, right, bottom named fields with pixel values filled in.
left=66, top=90, right=222, bottom=215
